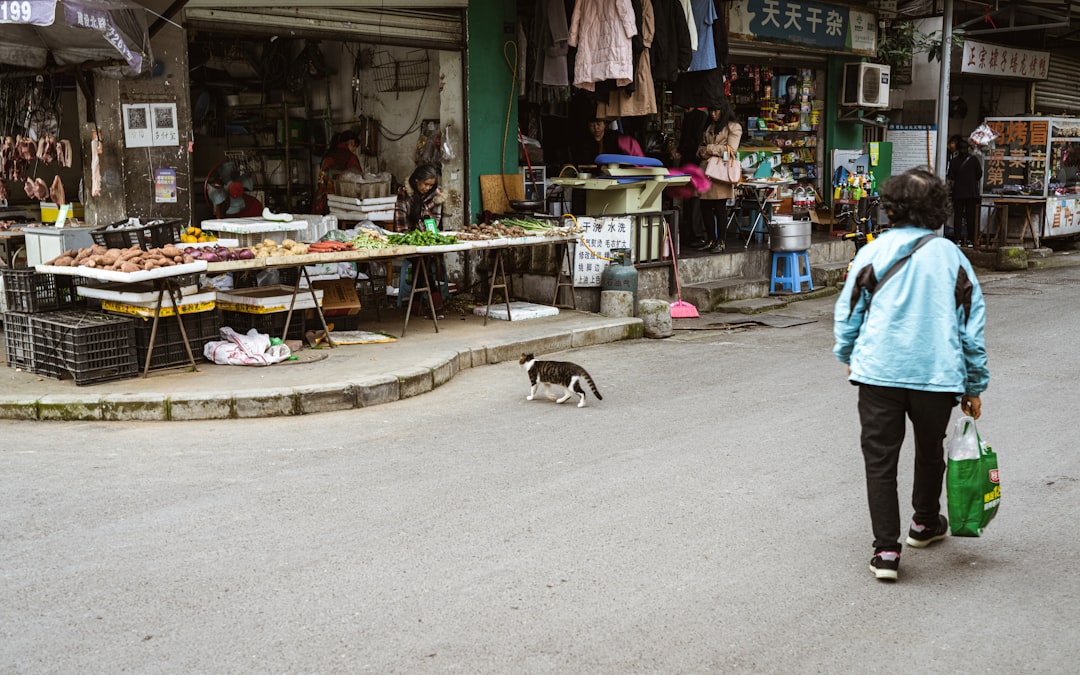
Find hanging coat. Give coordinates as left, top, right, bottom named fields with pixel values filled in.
left=650, top=0, right=692, bottom=84
left=597, top=0, right=657, bottom=118
left=568, top=0, right=637, bottom=92
left=533, top=0, right=569, bottom=87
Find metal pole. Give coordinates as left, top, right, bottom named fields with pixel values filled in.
left=935, top=0, right=955, bottom=178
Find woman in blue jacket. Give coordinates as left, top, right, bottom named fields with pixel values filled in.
left=833, top=167, right=989, bottom=582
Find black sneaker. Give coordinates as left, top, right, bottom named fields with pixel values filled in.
left=906, top=515, right=949, bottom=548
left=870, top=550, right=900, bottom=581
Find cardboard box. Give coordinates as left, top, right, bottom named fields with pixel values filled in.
left=312, top=278, right=360, bottom=316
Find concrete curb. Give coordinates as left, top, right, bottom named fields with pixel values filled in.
left=0, top=318, right=643, bottom=422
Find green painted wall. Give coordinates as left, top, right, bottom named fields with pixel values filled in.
left=467, top=0, right=519, bottom=221
left=824, top=55, right=864, bottom=203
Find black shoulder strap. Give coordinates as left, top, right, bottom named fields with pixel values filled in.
left=852, top=233, right=937, bottom=317
left=875, top=233, right=937, bottom=291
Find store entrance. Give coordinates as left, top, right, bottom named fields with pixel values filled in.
left=186, top=31, right=463, bottom=229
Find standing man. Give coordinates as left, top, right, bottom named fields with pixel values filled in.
left=833, top=167, right=990, bottom=582
left=946, top=136, right=983, bottom=247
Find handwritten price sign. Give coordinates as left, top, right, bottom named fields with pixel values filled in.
left=0, top=0, right=56, bottom=26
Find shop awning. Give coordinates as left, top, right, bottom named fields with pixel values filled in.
left=0, top=0, right=150, bottom=76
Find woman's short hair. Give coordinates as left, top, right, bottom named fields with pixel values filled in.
left=880, top=166, right=951, bottom=229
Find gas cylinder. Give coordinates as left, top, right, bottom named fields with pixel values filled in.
left=600, top=247, right=638, bottom=314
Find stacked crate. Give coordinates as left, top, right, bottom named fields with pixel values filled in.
left=2, top=269, right=139, bottom=385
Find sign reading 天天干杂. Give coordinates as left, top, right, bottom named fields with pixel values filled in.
left=728, top=0, right=877, bottom=56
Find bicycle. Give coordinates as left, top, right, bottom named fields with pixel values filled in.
left=841, top=196, right=887, bottom=279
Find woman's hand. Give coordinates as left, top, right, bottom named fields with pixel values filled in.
left=961, top=395, right=982, bottom=420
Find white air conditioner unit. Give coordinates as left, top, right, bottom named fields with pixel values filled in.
left=842, top=63, right=891, bottom=108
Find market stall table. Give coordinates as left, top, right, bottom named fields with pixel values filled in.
left=980, top=197, right=1043, bottom=249
left=738, top=179, right=795, bottom=248
left=35, top=260, right=209, bottom=377
left=207, top=246, right=418, bottom=345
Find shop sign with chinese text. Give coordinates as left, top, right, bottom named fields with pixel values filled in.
left=960, top=39, right=1049, bottom=80
left=572, top=217, right=632, bottom=288
left=982, top=119, right=1049, bottom=196
left=1046, top=197, right=1080, bottom=235
left=729, top=0, right=877, bottom=56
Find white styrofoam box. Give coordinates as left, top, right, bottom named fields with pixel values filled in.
left=216, top=285, right=323, bottom=313
left=304, top=263, right=338, bottom=277
left=78, top=281, right=199, bottom=303
left=473, top=301, right=559, bottom=321
left=289, top=214, right=336, bottom=243
left=298, top=273, right=340, bottom=289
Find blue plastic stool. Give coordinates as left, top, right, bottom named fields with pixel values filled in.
left=770, top=250, right=814, bottom=293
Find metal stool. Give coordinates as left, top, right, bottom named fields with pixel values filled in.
left=770, top=250, right=813, bottom=293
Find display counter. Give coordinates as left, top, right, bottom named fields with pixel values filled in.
left=981, top=117, right=1080, bottom=242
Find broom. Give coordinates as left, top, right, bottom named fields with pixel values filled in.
left=664, top=219, right=699, bottom=318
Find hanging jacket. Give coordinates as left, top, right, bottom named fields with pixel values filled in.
left=650, top=0, right=692, bottom=83
left=568, top=0, right=637, bottom=92
left=833, top=227, right=989, bottom=397
left=597, top=0, right=658, bottom=118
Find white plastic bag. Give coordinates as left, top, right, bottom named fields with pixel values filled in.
left=203, top=327, right=291, bottom=366
left=946, top=415, right=981, bottom=460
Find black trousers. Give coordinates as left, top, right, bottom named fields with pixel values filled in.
left=857, top=384, right=958, bottom=551
left=700, top=199, right=729, bottom=243
left=952, top=197, right=979, bottom=244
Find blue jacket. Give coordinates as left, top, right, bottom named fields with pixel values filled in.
left=833, top=227, right=989, bottom=397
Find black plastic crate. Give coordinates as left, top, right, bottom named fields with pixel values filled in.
left=2, top=268, right=82, bottom=312
left=31, top=309, right=138, bottom=385
left=2, top=311, right=36, bottom=370
left=91, top=218, right=183, bottom=250
left=221, top=309, right=306, bottom=341
left=122, top=309, right=222, bottom=371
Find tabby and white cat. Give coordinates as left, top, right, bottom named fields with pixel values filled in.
left=518, top=353, right=603, bottom=408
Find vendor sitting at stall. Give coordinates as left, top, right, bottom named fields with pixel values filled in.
left=393, top=164, right=448, bottom=316
left=392, top=164, right=445, bottom=232
left=314, top=130, right=362, bottom=214
left=213, top=181, right=264, bottom=219
left=572, top=118, right=643, bottom=166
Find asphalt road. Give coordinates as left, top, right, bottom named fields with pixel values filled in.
left=3, top=265, right=1079, bottom=673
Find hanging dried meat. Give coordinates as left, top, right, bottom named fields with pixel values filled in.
left=50, top=175, right=65, bottom=205
left=33, top=177, right=49, bottom=201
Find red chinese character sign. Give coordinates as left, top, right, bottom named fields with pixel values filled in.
left=961, top=39, right=1049, bottom=80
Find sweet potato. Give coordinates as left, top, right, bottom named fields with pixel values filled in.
left=119, top=261, right=140, bottom=273
left=50, top=255, right=75, bottom=267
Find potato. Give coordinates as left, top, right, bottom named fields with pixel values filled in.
left=281, top=238, right=296, bottom=248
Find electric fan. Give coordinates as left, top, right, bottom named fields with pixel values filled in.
left=204, top=156, right=257, bottom=217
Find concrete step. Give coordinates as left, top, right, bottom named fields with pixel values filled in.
left=812, top=261, right=849, bottom=288
left=682, top=275, right=771, bottom=311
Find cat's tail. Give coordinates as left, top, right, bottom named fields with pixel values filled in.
left=584, top=374, right=602, bottom=400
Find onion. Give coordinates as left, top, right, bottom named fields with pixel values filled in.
left=238, top=249, right=255, bottom=260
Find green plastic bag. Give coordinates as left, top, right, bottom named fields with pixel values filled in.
left=946, top=416, right=1001, bottom=537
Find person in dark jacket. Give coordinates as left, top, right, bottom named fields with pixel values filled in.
left=946, top=136, right=983, bottom=247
